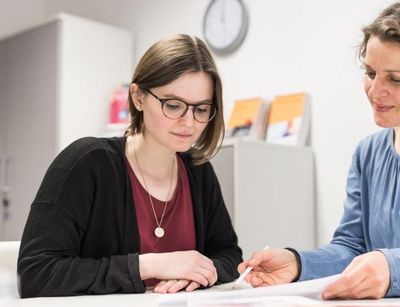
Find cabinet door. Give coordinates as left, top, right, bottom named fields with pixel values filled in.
left=212, top=140, right=316, bottom=259
left=234, top=142, right=315, bottom=258
left=0, top=40, right=6, bottom=240
left=3, top=22, right=58, bottom=240
left=58, top=15, right=132, bottom=150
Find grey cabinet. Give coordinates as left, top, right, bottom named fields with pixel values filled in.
left=211, top=139, right=316, bottom=258
left=0, top=15, right=132, bottom=241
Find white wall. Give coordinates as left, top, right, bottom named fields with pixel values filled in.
left=0, top=0, right=396, bottom=245
left=0, top=0, right=46, bottom=39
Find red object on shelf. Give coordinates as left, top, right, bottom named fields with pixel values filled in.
left=109, top=85, right=129, bottom=124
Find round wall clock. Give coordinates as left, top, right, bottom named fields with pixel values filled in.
left=203, top=0, right=249, bottom=54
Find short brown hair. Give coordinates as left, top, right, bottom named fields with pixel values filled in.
left=126, top=34, right=224, bottom=165
left=359, top=2, right=400, bottom=59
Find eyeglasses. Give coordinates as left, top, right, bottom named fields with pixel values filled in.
left=143, top=88, right=217, bottom=123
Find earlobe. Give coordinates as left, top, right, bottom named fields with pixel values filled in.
left=130, top=83, right=143, bottom=111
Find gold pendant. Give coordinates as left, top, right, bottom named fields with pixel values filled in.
left=154, top=226, right=165, bottom=238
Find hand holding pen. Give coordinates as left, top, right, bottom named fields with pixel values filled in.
left=232, top=246, right=270, bottom=288
left=235, top=246, right=300, bottom=288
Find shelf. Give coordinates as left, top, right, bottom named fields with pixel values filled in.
left=211, top=140, right=316, bottom=258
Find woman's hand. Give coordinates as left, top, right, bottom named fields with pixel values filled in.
left=237, top=248, right=299, bottom=287
left=322, top=251, right=390, bottom=300
left=139, top=250, right=217, bottom=287
left=153, top=280, right=201, bottom=293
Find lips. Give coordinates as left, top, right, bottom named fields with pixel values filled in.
left=172, top=132, right=193, bottom=138
left=374, top=104, right=394, bottom=112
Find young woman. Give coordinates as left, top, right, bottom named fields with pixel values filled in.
left=238, top=3, right=400, bottom=300
left=17, top=34, right=242, bottom=298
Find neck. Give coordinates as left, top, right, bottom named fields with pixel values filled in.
left=126, top=134, right=176, bottom=178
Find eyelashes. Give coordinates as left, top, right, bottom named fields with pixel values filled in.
left=363, top=70, right=400, bottom=83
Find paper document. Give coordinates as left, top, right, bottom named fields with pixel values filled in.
left=158, top=273, right=341, bottom=306
left=187, top=295, right=321, bottom=306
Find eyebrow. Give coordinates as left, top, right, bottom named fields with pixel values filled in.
left=363, top=63, right=400, bottom=73
left=159, top=93, right=213, bottom=104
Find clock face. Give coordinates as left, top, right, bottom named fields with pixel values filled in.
left=203, top=0, right=248, bottom=54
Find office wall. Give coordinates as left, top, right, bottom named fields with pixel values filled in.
left=1, top=0, right=396, bottom=245
left=0, top=0, right=46, bottom=39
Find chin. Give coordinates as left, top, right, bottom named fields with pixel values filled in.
left=374, top=119, right=394, bottom=128
left=373, top=111, right=400, bottom=128
left=173, top=144, right=193, bottom=153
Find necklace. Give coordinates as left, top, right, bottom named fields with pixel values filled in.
left=133, top=137, right=175, bottom=238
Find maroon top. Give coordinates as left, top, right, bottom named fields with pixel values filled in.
left=126, top=154, right=196, bottom=287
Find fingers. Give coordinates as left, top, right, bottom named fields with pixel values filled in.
left=248, top=250, right=274, bottom=267
left=186, top=281, right=201, bottom=292
left=323, top=256, right=369, bottom=299
left=196, top=264, right=218, bottom=286
left=323, top=272, right=387, bottom=300
left=154, top=280, right=167, bottom=293
left=149, top=251, right=218, bottom=287
left=192, top=265, right=218, bottom=287
left=192, top=272, right=211, bottom=287
left=322, top=252, right=390, bottom=300
left=168, top=280, right=190, bottom=293
left=322, top=272, right=364, bottom=300
left=154, top=279, right=190, bottom=294
left=237, top=260, right=251, bottom=274
left=238, top=250, right=273, bottom=276
left=181, top=251, right=217, bottom=286
left=249, top=275, right=265, bottom=287
left=154, top=280, right=201, bottom=293
left=238, top=252, right=269, bottom=284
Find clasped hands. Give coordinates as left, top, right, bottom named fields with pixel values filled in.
left=237, top=248, right=390, bottom=300
left=139, top=250, right=217, bottom=293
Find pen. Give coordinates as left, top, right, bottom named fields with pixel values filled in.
left=232, top=245, right=270, bottom=289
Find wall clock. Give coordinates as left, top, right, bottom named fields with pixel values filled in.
left=203, top=0, right=249, bottom=54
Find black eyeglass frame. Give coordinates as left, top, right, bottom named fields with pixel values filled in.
left=142, top=88, right=217, bottom=123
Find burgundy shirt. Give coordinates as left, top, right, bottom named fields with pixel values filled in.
left=126, top=154, right=196, bottom=287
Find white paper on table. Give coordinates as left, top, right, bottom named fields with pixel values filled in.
left=187, top=295, right=321, bottom=306
left=158, top=273, right=342, bottom=306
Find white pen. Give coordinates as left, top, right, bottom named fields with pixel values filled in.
left=232, top=245, right=270, bottom=289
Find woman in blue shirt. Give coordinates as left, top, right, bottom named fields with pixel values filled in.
left=238, top=2, right=400, bottom=300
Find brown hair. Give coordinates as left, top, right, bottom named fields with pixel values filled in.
left=126, top=34, right=224, bottom=165
left=359, top=2, right=400, bottom=59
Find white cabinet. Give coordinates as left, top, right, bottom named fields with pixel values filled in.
left=0, top=14, right=132, bottom=241
left=211, top=139, right=316, bottom=258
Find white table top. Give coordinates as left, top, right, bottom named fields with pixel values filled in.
left=2, top=284, right=399, bottom=307
left=2, top=244, right=399, bottom=306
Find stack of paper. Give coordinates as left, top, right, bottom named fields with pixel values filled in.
left=158, top=274, right=341, bottom=306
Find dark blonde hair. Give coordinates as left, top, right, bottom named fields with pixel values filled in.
left=126, top=34, right=224, bottom=165
left=359, top=2, right=400, bottom=59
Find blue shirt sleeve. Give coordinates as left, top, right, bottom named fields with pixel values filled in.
left=299, top=129, right=400, bottom=297
left=379, top=248, right=400, bottom=297
left=299, top=144, right=366, bottom=280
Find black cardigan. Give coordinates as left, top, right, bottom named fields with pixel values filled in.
left=17, top=137, right=242, bottom=298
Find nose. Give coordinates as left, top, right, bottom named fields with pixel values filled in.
left=179, top=106, right=196, bottom=126
left=367, top=76, right=389, bottom=100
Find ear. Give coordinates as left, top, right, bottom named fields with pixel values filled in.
left=130, top=83, right=143, bottom=111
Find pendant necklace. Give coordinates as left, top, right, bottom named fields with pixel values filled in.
left=133, top=137, right=175, bottom=238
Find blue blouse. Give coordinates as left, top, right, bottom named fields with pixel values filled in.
left=299, top=128, right=400, bottom=297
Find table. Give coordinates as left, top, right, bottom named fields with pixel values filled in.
left=2, top=285, right=399, bottom=307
